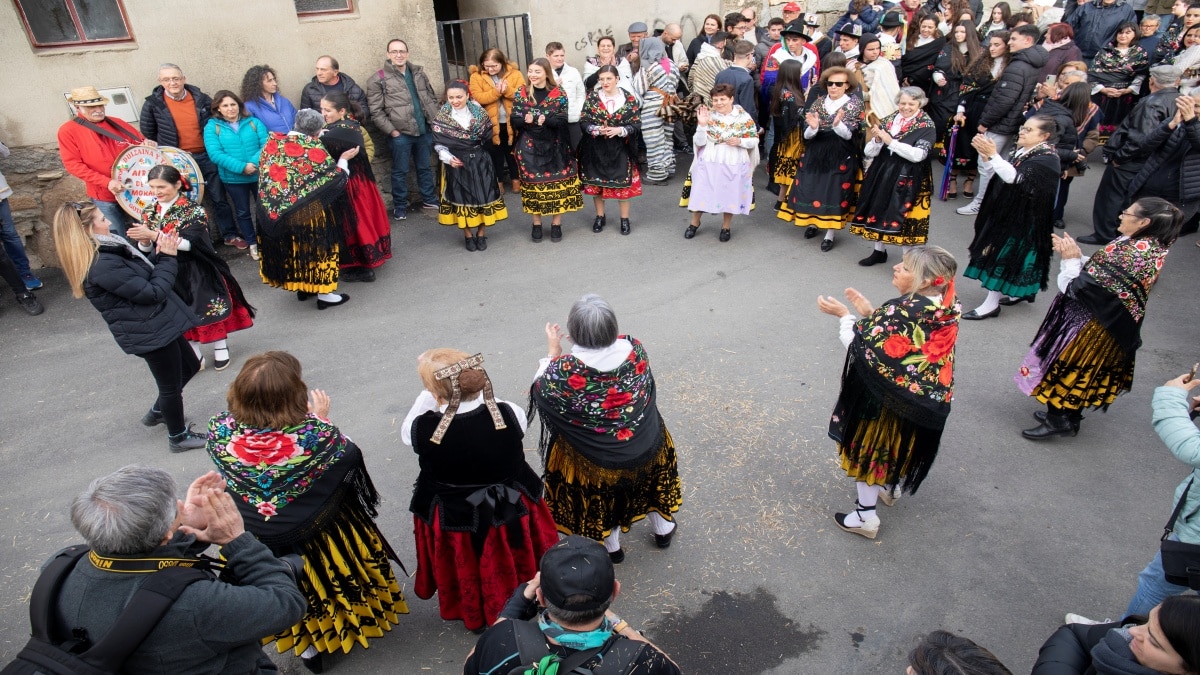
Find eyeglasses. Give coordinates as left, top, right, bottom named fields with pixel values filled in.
left=159, top=76, right=183, bottom=83
left=827, top=81, right=848, bottom=87
left=388, top=49, right=408, bottom=54
left=1119, top=210, right=1148, bottom=219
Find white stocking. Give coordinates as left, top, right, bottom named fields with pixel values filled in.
left=647, top=512, right=676, bottom=535
left=973, top=290, right=1002, bottom=315
left=603, top=530, right=621, bottom=552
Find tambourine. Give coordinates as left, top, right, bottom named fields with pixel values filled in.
left=112, top=145, right=205, bottom=217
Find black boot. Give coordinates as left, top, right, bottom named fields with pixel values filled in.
left=1022, top=410, right=1078, bottom=440
left=593, top=215, right=606, bottom=233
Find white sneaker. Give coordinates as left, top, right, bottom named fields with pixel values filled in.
left=956, top=202, right=981, bottom=216
left=249, top=245, right=260, bottom=261
left=1064, top=613, right=1105, bottom=625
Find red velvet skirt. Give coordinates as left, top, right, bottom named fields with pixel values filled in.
left=342, top=172, right=392, bottom=269
left=183, top=295, right=254, bottom=343
left=413, top=494, right=559, bottom=631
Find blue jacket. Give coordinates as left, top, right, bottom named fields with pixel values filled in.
left=244, top=95, right=297, bottom=134
left=203, top=116, right=269, bottom=184
left=1151, top=385, right=1200, bottom=543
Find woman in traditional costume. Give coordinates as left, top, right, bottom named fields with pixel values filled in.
left=768, top=59, right=812, bottom=203
left=850, top=87, right=937, bottom=266
left=256, top=109, right=356, bottom=310
left=319, top=92, right=392, bottom=283
left=680, top=83, right=759, bottom=242
left=206, top=351, right=408, bottom=673
left=817, top=246, right=960, bottom=539
left=785, top=66, right=865, bottom=252
left=927, top=21, right=982, bottom=175
left=1090, top=22, right=1150, bottom=143
left=512, top=58, right=583, bottom=243
left=401, top=349, right=558, bottom=632
left=960, top=115, right=1061, bottom=320
left=949, top=32, right=1010, bottom=200
left=530, top=294, right=682, bottom=564
left=1017, top=198, right=1183, bottom=440
left=577, top=65, right=642, bottom=236
left=900, top=14, right=947, bottom=96
left=632, top=37, right=680, bottom=185
left=126, top=165, right=255, bottom=372
left=433, top=81, right=509, bottom=252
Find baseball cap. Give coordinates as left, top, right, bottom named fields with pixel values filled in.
left=539, top=536, right=616, bottom=612
left=783, top=2, right=803, bottom=11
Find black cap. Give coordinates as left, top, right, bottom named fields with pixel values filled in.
left=539, top=536, right=615, bottom=612
left=880, top=12, right=904, bottom=28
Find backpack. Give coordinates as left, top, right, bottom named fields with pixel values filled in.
left=502, top=620, right=644, bottom=675
left=2, top=545, right=209, bottom=675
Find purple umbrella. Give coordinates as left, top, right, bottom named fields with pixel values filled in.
left=940, top=125, right=959, bottom=201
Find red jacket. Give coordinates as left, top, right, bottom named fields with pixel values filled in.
left=57, top=115, right=144, bottom=201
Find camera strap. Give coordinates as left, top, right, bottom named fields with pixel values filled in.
left=88, top=550, right=222, bottom=574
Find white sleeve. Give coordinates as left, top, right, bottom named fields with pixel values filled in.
left=838, top=314, right=857, bottom=349
left=864, top=138, right=884, bottom=158
left=533, top=357, right=553, bottom=381
left=1130, top=75, right=1145, bottom=95
left=886, top=140, right=929, bottom=163
left=1057, top=257, right=1084, bottom=293
left=434, top=145, right=456, bottom=164
left=804, top=125, right=818, bottom=139
left=337, top=158, right=350, bottom=174
left=981, top=154, right=1017, bottom=183
left=176, top=238, right=192, bottom=251
left=400, top=390, right=440, bottom=446
left=739, top=135, right=758, bottom=149
left=138, top=240, right=153, bottom=252
left=832, top=121, right=852, bottom=139
left=693, top=126, right=710, bottom=146
left=498, top=400, right=529, bottom=434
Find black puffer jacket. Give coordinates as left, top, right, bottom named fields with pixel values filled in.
left=299, top=72, right=370, bottom=121
left=139, top=84, right=214, bottom=149
left=979, top=45, right=1047, bottom=136
left=84, top=244, right=196, bottom=355
left=1105, top=87, right=1181, bottom=165
left=1128, top=117, right=1200, bottom=201
left=1030, top=99, right=1082, bottom=171
left=1030, top=620, right=1118, bottom=674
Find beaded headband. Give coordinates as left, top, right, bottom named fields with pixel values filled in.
left=429, top=353, right=506, bottom=444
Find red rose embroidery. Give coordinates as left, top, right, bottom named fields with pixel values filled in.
left=921, top=325, right=957, bottom=362
left=307, top=148, right=328, bottom=163
left=626, top=350, right=638, bottom=362
left=567, top=373, right=587, bottom=390
left=635, top=360, right=647, bottom=374
left=938, top=361, right=953, bottom=387
left=283, top=141, right=305, bottom=157
left=601, top=388, right=633, bottom=410
left=257, top=501, right=278, bottom=518
left=616, top=428, right=633, bottom=441
left=268, top=164, right=288, bottom=182
left=228, top=431, right=303, bottom=466
left=812, top=200, right=822, bottom=208
left=297, top=162, right=313, bottom=175
left=882, top=334, right=913, bottom=359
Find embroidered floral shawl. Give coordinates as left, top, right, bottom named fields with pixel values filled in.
left=1079, top=236, right=1168, bottom=324
left=847, top=294, right=960, bottom=427
left=530, top=335, right=663, bottom=469
left=431, top=101, right=493, bottom=146
left=207, top=412, right=381, bottom=548
left=512, top=85, right=569, bottom=126
left=1091, top=44, right=1149, bottom=87
left=256, top=132, right=345, bottom=222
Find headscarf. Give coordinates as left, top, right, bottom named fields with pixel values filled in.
left=639, top=36, right=670, bottom=71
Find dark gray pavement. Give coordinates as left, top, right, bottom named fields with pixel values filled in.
left=1, top=158, right=1197, bottom=674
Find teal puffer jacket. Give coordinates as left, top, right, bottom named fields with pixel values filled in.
left=1152, top=385, right=1200, bottom=543
left=202, top=115, right=268, bottom=185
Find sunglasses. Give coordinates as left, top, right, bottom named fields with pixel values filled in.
left=828, top=81, right=848, bottom=87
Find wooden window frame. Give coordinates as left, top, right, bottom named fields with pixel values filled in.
left=12, top=0, right=134, bottom=48
left=295, top=0, right=354, bottom=18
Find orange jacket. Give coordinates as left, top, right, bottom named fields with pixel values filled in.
left=468, top=63, right=526, bottom=144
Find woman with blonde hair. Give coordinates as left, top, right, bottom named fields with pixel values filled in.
left=401, top=349, right=558, bottom=632
left=51, top=201, right=206, bottom=452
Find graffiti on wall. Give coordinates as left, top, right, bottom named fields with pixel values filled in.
left=571, top=12, right=701, bottom=54
left=574, top=27, right=614, bottom=51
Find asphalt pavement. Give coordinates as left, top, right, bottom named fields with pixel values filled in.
left=1, top=156, right=1197, bottom=674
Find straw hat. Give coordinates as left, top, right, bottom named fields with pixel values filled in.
left=67, top=86, right=110, bottom=106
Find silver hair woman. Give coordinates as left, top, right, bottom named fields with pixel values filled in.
left=253, top=108, right=359, bottom=308
left=529, top=294, right=683, bottom=563
left=849, top=86, right=938, bottom=267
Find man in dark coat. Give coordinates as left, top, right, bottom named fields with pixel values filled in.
left=139, top=64, right=240, bottom=247
left=1080, top=64, right=1182, bottom=243
left=51, top=465, right=306, bottom=675
left=299, top=55, right=369, bottom=121
left=716, top=41, right=759, bottom=118
left=957, top=25, right=1048, bottom=215
left=1065, top=0, right=1139, bottom=61
left=1128, top=94, right=1200, bottom=223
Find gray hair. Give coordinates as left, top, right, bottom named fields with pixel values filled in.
left=567, top=294, right=619, bottom=349
left=1150, top=64, right=1183, bottom=87
left=293, top=108, right=326, bottom=135
left=1060, top=69, right=1088, bottom=83
left=70, top=465, right=177, bottom=555
left=157, top=63, right=183, bottom=77
left=903, top=245, right=957, bottom=294
left=898, top=86, right=928, bottom=107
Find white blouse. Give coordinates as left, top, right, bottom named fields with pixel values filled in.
left=400, top=390, right=527, bottom=446
left=533, top=338, right=634, bottom=381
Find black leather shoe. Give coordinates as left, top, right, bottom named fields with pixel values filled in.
left=531, top=225, right=543, bottom=242
left=719, top=228, right=731, bottom=242
left=141, top=408, right=164, bottom=427
left=961, top=306, right=1001, bottom=320
left=1033, top=410, right=1082, bottom=432
left=998, top=294, right=1035, bottom=306
left=593, top=215, right=606, bottom=233
left=297, top=291, right=313, bottom=301
left=475, top=234, right=487, bottom=251
left=620, top=218, right=631, bottom=235
left=17, top=292, right=44, bottom=316
left=684, top=225, right=698, bottom=239
left=301, top=652, right=324, bottom=673
left=464, top=236, right=477, bottom=252
left=551, top=225, right=562, bottom=241
left=858, top=249, right=888, bottom=266
left=804, top=225, right=818, bottom=239
left=820, top=238, right=834, bottom=252
left=1053, top=219, right=1066, bottom=229
left=1075, top=233, right=1110, bottom=245
left=608, top=548, right=625, bottom=564
left=316, top=293, right=349, bottom=310
left=655, top=522, right=678, bottom=549
left=1022, top=413, right=1078, bottom=440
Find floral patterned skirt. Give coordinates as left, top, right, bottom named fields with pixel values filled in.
left=268, top=505, right=408, bottom=656
left=543, top=423, right=682, bottom=541
left=520, top=177, right=583, bottom=216
left=412, top=494, right=559, bottom=631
